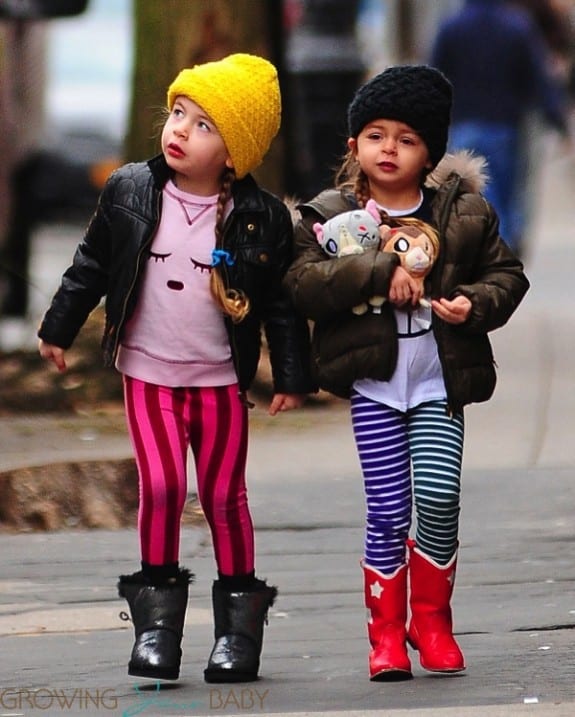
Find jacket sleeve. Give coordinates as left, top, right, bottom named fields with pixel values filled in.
left=260, top=202, right=316, bottom=394
left=449, top=201, right=530, bottom=334
left=37, top=181, right=114, bottom=349
left=283, top=207, right=400, bottom=323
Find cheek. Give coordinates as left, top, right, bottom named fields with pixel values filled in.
left=160, top=120, right=175, bottom=149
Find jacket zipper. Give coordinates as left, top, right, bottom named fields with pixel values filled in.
left=432, top=175, right=462, bottom=416
left=110, top=192, right=162, bottom=362
left=219, top=211, right=246, bottom=398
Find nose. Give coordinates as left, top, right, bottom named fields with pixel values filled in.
left=382, top=138, right=397, bottom=155
left=174, top=121, right=188, bottom=138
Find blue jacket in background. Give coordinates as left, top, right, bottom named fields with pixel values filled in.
left=430, top=0, right=568, bottom=133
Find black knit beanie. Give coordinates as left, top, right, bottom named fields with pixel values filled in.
left=347, top=65, right=453, bottom=168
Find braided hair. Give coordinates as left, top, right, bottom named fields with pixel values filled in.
left=209, top=168, right=250, bottom=323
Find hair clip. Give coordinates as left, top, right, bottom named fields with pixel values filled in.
left=211, top=249, right=235, bottom=267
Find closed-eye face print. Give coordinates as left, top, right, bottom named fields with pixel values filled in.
left=146, top=247, right=213, bottom=292
left=147, top=248, right=212, bottom=292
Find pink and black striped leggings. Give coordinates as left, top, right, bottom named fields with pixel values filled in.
left=123, top=376, right=254, bottom=576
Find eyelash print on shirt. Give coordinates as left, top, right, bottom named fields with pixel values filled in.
left=190, top=257, right=212, bottom=273
left=148, top=251, right=172, bottom=263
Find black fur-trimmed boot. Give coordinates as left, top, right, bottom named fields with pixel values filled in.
left=204, top=579, right=277, bottom=683
left=118, top=567, right=193, bottom=680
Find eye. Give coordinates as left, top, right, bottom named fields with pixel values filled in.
left=148, top=251, right=171, bottom=263
left=393, top=238, right=410, bottom=253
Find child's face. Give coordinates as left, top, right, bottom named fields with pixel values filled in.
left=348, top=119, right=432, bottom=199
left=161, top=96, right=233, bottom=194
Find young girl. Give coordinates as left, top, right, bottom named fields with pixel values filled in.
left=38, top=53, right=313, bottom=684
left=285, top=65, right=529, bottom=681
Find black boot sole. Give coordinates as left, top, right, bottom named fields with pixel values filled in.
left=128, top=665, right=180, bottom=681
left=204, top=669, right=258, bottom=684
left=370, top=668, right=413, bottom=682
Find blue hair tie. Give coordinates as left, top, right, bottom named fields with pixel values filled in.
left=211, top=249, right=235, bottom=267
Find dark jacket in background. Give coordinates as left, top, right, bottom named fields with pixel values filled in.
left=430, top=0, right=568, bottom=133
left=38, top=154, right=314, bottom=396
left=284, top=152, right=530, bottom=411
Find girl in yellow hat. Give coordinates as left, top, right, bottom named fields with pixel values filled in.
left=38, top=54, right=313, bottom=684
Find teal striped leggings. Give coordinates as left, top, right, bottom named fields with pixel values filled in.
left=351, top=393, right=464, bottom=573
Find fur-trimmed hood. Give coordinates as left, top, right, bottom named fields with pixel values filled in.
left=426, top=149, right=488, bottom=194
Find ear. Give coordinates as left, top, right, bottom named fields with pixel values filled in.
left=365, top=198, right=381, bottom=222
left=379, top=224, right=392, bottom=244
left=347, top=137, right=357, bottom=155
left=225, top=156, right=234, bottom=170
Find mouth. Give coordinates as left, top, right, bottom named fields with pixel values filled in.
left=167, top=143, right=185, bottom=158
left=378, top=162, right=397, bottom=171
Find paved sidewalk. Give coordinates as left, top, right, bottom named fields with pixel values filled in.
left=0, top=147, right=574, bottom=716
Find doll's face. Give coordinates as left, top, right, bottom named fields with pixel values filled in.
left=382, top=225, right=436, bottom=276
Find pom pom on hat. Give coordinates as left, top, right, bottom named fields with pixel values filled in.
left=347, top=65, right=453, bottom=168
left=167, top=53, right=281, bottom=179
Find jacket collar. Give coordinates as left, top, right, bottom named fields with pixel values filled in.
left=426, top=150, right=488, bottom=195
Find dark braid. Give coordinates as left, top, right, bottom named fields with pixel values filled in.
left=209, top=168, right=250, bottom=322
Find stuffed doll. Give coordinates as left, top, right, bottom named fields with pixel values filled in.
left=313, top=205, right=439, bottom=314
left=380, top=219, right=440, bottom=309
left=313, top=199, right=386, bottom=314
left=313, top=198, right=382, bottom=258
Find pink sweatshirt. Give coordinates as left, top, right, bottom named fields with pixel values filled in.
left=116, top=180, right=237, bottom=387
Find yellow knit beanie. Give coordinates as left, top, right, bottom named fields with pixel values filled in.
left=167, top=53, right=281, bottom=179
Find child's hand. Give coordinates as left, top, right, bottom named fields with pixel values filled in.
left=38, top=340, right=67, bottom=372
left=268, top=393, right=306, bottom=416
left=431, top=296, right=472, bottom=324
left=389, top=266, right=423, bottom=307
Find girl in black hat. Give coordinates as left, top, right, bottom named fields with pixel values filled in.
left=285, top=64, right=529, bottom=681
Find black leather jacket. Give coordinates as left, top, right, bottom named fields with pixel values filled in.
left=38, top=154, right=313, bottom=394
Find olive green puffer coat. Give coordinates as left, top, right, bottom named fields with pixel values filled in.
left=284, top=152, right=530, bottom=411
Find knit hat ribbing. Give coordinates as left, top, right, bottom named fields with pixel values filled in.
left=347, top=65, right=453, bottom=168
left=167, top=53, right=281, bottom=179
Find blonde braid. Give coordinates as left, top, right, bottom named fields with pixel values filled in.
left=335, top=149, right=371, bottom=208
left=209, top=169, right=250, bottom=323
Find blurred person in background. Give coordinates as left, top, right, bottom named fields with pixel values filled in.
left=284, top=0, right=366, bottom=199
left=430, top=0, right=572, bottom=257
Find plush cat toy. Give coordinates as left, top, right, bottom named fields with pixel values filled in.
left=313, top=198, right=382, bottom=258
left=313, top=199, right=385, bottom=314
left=313, top=203, right=439, bottom=314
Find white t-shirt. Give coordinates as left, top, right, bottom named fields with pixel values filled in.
left=353, top=195, right=446, bottom=411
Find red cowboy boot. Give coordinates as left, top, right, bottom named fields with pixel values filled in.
left=407, top=540, right=465, bottom=672
left=363, top=562, right=412, bottom=681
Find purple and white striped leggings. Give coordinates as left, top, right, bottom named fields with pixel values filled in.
left=351, top=393, right=464, bottom=573
left=123, top=376, right=254, bottom=576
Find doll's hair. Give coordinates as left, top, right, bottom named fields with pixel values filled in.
left=210, top=168, right=250, bottom=322
left=383, top=215, right=440, bottom=260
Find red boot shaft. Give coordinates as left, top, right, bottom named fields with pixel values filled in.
left=363, top=562, right=412, bottom=681
left=407, top=541, right=465, bottom=673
